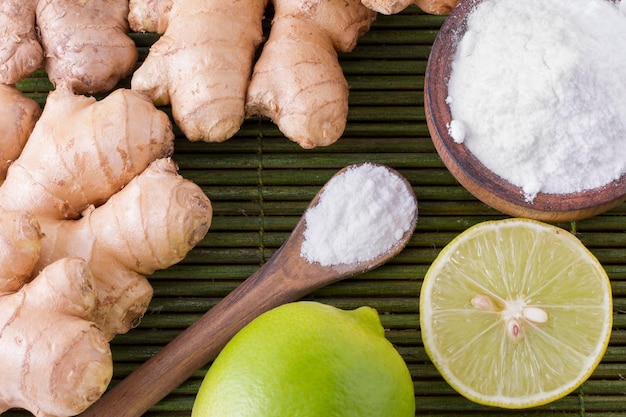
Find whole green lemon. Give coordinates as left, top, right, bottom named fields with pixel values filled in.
left=192, top=301, right=415, bottom=417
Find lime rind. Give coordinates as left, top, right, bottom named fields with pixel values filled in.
left=420, top=218, right=613, bottom=409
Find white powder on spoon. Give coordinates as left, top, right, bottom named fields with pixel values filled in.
left=300, top=163, right=417, bottom=267
left=446, top=0, right=626, bottom=202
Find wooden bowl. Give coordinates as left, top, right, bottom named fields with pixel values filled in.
left=424, top=0, right=626, bottom=222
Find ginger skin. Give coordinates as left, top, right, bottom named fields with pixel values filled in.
left=0, top=259, right=113, bottom=417
left=36, top=0, right=138, bottom=94
left=0, top=0, right=42, bottom=84
left=0, top=86, right=42, bottom=295
left=245, top=0, right=377, bottom=148
left=0, top=209, right=41, bottom=295
left=128, top=0, right=172, bottom=34
left=361, top=0, right=460, bottom=15
left=0, top=85, right=41, bottom=181
left=129, top=0, right=267, bottom=142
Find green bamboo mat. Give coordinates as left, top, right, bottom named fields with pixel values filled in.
left=10, top=5, right=626, bottom=417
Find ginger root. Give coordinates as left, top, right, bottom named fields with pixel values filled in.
left=130, top=0, right=376, bottom=148
left=129, top=0, right=267, bottom=142
left=37, top=158, right=213, bottom=338
left=0, top=87, right=213, bottom=415
left=0, top=86, right=42, bottom=295
left=0, top=259, right=113, bottom=417
left=0, top=209, right=41, bottom=295
left=36, top=0, right=138, bottom=94
left=0, top=0, right=42, bottom=85
left=361, top=0, right=460, bottom=15
left=128, top=0, right=172, bottom=34
left=0, top=86, right=177, bottom=332
left=0, top=87, right=174, bottom=221
left=0, top=85, right=40, bottom=181
left=245, top=0, right=377, bottom=148
left=0, top=0, right=137, bottom=93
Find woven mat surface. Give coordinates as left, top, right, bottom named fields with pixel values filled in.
left=10, top=5, right=626, bottom=417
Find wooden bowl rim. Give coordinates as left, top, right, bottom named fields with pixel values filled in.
left=424, top=0, right=626, bottom=222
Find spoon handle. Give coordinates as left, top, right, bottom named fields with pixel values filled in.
left=79, top=249, right=309, bottom=417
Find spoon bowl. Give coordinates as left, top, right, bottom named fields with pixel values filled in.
left=425, top=0, right=626, bottom=222
left=79, top=163, right=418, bottom=417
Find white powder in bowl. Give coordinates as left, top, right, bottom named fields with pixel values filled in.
left=447, top=0, right=626, bottom=202
left=300, top=163, right=417, bottom=266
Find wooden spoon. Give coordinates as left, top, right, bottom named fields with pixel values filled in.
left=79, top=163, right=418, bottom=417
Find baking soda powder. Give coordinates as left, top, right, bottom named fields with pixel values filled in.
left=447, top=0, right=626, bottom=201
left=300, top=163, right=417, bottom=266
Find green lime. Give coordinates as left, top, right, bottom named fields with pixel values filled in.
left=192, top=301, right=415, bottom=417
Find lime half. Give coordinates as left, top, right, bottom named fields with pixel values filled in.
left=420, top=218, right=612, bottom=408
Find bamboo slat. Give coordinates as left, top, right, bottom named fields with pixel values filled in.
left=4, top=4, right=626, bottom=417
